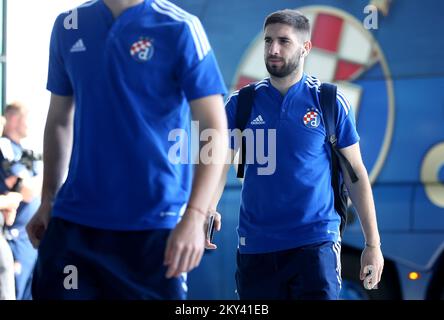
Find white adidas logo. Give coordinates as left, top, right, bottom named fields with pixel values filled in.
left=251, top=115, right=265, bottom=125
left=70, top=39, right=86, bottom=53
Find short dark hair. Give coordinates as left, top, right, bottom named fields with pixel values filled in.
left=264, top=9, right=310, bottom=41
left=4, top=101, right=27, bottom=117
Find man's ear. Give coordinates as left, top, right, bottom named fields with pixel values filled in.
left=302, top=41, right=312, bottom=57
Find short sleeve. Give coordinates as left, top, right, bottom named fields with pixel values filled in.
left=225, top=91, right=240, bottom=150
left=176, top=17, right=226, bottom=101
left=336, top=91, right=360, bottom=149
left=47, top=15, right=73, bottom=96
left=225, top=91, right=239, bottom=130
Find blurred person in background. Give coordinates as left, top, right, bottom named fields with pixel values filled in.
left=0, top=102, right=43, bottom=300
left=0, top=190, right=23, bottom=300
left=0, top=112, right=24, bottom=300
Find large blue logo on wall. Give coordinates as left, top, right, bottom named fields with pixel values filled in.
left=232, top=6, right=395, bottom=183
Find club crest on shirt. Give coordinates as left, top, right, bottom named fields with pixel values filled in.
left=130, top=37, right=154, bottom=62
left=303, top=108, right=321, bottom=128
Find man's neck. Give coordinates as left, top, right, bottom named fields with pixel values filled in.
left=3, top=132, right=21, bottom=144
left=103, top=0, right=144, bottom=18
left=269, top=68, right=304, bottom=96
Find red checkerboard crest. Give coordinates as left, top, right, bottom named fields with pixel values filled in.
left=130, top=37, right=154, bottom=62
left=303, top=109, right=321, bottom=128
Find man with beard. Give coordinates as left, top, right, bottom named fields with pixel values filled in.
left=207, top=10, right=384, bottom=299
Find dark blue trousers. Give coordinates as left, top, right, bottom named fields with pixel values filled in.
left=32, top=217, right=186, bottom=300
left=235, top=241, right=341, bottom=300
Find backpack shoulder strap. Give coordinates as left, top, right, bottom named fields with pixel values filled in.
left=320, top=83, right=359, bottom=183
left=319, top=83, right=337, bottom=144
left=235, top=84, right=256, bottom=131
left=235, top=84, right=256, bottom=178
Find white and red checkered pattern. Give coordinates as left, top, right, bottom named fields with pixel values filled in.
left=130, top=39, right=152, bottom=56
left=304, top=11, right=374, bottom=115
left=305, top=12, right=372, bottom=84
left=303, top=111, right=318, bottom=125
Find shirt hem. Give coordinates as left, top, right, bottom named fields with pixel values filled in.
left=51, top=210, right=177, bottom=231
left=237, top=234, right=339, bottom=254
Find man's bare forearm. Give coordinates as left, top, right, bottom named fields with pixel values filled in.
left=187, top=95, right=228, bottom=216
left=346, top=164, right=380, bottom=246
left=41, top=95, right=74, bottom=204
left=208, top=163, right=230, bottom=212
left=208, top=149, right=237, bottom=211
left=339, top=143, right=380, bottom=246
left=188, top=162, right=225, bottom=215
left=187, top=130, right=228, bottom=216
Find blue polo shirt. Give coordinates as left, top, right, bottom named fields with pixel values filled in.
left=225, top=75, right=359, bottom=254
left=47, top=0, right=226, bottom=230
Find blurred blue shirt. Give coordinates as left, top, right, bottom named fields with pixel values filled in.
left=47, top=0, right=226, bottom=230
left=225, top=75, right=359, bottom=253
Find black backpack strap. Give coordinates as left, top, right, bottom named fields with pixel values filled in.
left=319, top=83, right=359, bottom=184
left=235, top=84, right=256, bottom=178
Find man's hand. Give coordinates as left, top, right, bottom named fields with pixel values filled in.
left=26, top=201, right=52, bottom=248
left=360, top=246, right=384, bottom=290
left=164, top=209, right=207, bottom=278
left=2, top=208, right=17, bottom=226
left=4, top=176, right=18, bottom=190
left=0, top=192, right=23, bottom=209
left=205, top=211, right=221, bottom=250
left=0, top=192, right=23, bottom=226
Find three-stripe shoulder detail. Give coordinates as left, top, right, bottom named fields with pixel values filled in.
left=151, top=0, right=210, bottom=61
